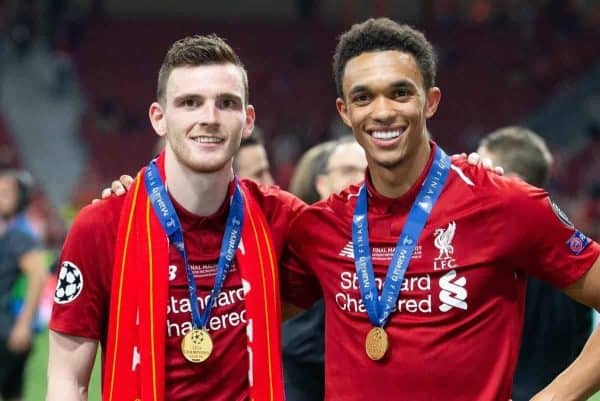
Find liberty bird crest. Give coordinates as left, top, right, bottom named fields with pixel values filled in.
left=434, top=221, right=456, bottom=260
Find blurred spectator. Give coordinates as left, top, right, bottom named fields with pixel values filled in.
left=478, top=126, right=592, bottom=401
left=0, top=167, right=47, bottom=401
left=233, top=129, right=275, bottom=186
left=283, top=136, right=366, bottom=401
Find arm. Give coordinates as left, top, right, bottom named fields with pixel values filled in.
left=8, top=248, right=47, bottom=352
left=531, top=255, right=600, bottom=401
left=46, top=330, right=98, bottom=401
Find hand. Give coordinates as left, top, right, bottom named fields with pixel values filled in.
left=451, top=152, right=504, bottom=175
left=7, top=321, right=32, bottom=353
left=92, top=175, right=134, bottom=203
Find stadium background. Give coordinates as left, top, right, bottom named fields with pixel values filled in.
left=0, top=0, right=598, bottom=399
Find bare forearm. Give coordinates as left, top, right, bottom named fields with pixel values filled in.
left=46, top=377, right=88, bottom=401
left=535, top=326, right=600, bottom=401
left=46, top=331, right=97, bottom=401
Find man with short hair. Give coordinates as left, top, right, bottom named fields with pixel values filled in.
left=233, top=131, right=275, bottom=185
left=48, top=34, right=303, bottom=401
left=478, top=126, right=593, bottom=401
left=281, top=18, right=600, bottom=401
left=314, top=136, right=367, bottom=200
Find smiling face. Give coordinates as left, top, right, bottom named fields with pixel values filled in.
left=336, top=50, right=440, bottom=171
left=149, top=63, right=255, bottom=174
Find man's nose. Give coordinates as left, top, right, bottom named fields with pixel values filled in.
left=371, top=96, right=395, bottom=124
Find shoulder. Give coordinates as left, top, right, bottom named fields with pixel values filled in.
left=447, top=158, right=544, bottom=208
left=240, top=179, right=307, bottom=219
left=289, top=182, right=360, bottom=234
left=67, top=195, right=126, bottom=241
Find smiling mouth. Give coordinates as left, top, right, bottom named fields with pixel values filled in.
left=190, top=136, right=224, bottom=144
left=370, top=129, right=404, bottom=141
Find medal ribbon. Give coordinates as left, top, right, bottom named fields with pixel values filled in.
left=145, top=160, right=243, bottom=330
left=352, top=146, right=450, bottom=327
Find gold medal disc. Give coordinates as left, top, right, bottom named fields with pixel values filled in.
left=365, top=327, right=389, bottom=361
left=181, top=329, right=213, bottom=363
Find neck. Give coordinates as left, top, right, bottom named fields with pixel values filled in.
left=164, top=152, right=233, bottom=216
left=369, top=140, right=431, bottom=199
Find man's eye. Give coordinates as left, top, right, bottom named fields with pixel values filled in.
left=183, top=98, right=198, bottom=107
left=353, top=94, right=370, bottom=104
left=393, top=90, right=409, bottom=98
left=220, top=98, right=240, bottom=109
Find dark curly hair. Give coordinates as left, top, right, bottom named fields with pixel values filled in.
left=333, top=18, right=436, bottom=98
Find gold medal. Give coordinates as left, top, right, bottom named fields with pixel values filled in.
left=181, top=328, right=213, bottom=363
left=365, top=327, right=389, bottom=361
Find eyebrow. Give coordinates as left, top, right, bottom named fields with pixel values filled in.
left=172, top=92, right=243, bottom=103
left=173, top=93, right=203, bottom=104
left=347, top=79, right=417, bottom=98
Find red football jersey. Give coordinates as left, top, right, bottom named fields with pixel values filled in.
left=282, top=145, right=600, bottom=401
left=50, top=179, right=304, bottom=401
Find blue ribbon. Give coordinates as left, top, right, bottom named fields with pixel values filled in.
left=145, top=160, right=244, bottom=329
left=352, top=146, right=450, bottom=327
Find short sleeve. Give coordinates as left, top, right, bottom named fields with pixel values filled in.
left=503, top=182, right=600, bottom=288
left=49, top=199, right=121, bottom=340
left=280, top=210, right=322, bottom=308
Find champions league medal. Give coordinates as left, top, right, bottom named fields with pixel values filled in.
left=145, top=161, right=245, bottom=365
left=365, top=327, right=389, bottom=361
left=181, top=328, right=214, bottom=363
left=352, top=147, right=450, bottom=362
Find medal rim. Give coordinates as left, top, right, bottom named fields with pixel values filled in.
left=365, top=326, right=388, bottom=361
left=181, top=328, right=213, bottom=363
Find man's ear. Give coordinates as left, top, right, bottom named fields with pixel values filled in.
left=336, top=97, right=352, bottom=128
left=242, top=104, right=256, bottom=139
left=315, top=174, right=329, bottom=200
left=424, top=87, right=441, bottom=119
left=149, top=102, right=167, bottom=137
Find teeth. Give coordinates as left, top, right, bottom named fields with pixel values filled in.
left=372, top=130, right=401, bottom=140
left=192, top=137, right=223, bottom=143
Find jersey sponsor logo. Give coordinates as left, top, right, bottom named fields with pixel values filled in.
left=549, top=198, right=574, bottom=228
left=433, top=221, right=458, bottom=270
left=54, top=261, right=84, bottom=304
left=337, top=241, right=422, bottom=260
left=336, top=271, right=432, bottom=314
left=166, top=287, right=246, bottom=337
left=566, top=230, right=590, bottom=256
left=438, top=269, right=468, bottom=312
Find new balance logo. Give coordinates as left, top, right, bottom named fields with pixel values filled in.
left=438, top=269, right=468, bottom=312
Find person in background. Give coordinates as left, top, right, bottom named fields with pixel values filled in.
left=0, top=167, right=47, bottom=401
left=233, top=129, right=275, bottom=186
left=477, top=126, right=593, bottom=401
left=283, top=136, right=367, bottom=401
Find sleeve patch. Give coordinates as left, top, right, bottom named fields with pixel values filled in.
left=566, top=231, right=590, bottom=256
left=54, top=261, right=84, bottom=304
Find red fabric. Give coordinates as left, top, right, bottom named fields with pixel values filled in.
left=103, top=168, right=168, bottom=401
left=103, top=154, right=285, bottom=401
left=50, top=175, right=303, bottom=400
left=281, top=144, right=600, bottom=401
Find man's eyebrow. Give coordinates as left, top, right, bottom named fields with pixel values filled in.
left=217, top=93, right=244, bottom=102
left=347, top=85, right=369, bottom=97
left=173, top=93, right=202, bottom=103
left=389, top=80, right=416, bottom=90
